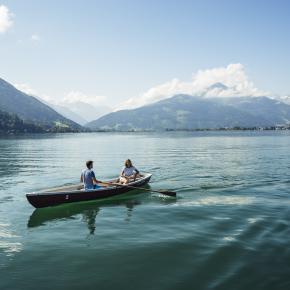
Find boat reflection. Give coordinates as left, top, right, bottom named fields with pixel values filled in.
left=27, top=194, right=176, bottom=234
left=28, top=200, right=138, bottom=231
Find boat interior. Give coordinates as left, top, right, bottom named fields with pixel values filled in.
left=38, top=174, right=149, bottom=194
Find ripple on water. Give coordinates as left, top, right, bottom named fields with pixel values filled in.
left=0, top=223, right=23, bottom=263
left=172, top=195, right=256, bottom=207
left=0, top=195, right=13, bottom=204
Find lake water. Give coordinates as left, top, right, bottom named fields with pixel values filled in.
left=1, top=131, right=290, bottom=290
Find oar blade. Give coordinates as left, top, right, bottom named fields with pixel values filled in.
left=159, top=190, right=176, bottom=197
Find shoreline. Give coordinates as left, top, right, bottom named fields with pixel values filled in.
left=1, top=127, right=290, bottom=136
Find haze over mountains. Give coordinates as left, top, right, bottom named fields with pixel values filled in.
left=50, top=104, right=88, bottom=126
left=49, top=101, right=111, bottom=126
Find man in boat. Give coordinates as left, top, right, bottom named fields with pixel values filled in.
left=81, top=160, right=102, bottom=190
left=119, top=159, right=141, bottom=184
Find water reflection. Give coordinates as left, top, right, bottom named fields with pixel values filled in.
left=28, top=202, right=100, bottom=229
left=27, top=199, right=142, bottom=233
left=125, top=201, right=140, bottom=222
left=27, top=196, right=176, bottom=234
left=81, top=208, right=99, bottom=235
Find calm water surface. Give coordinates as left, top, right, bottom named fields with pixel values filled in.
left=1, top=131, right=290, bottom=290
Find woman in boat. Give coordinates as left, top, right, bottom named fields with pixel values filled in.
left=81, top=160, right=102, bottom=190
left=119, top=159, right=141, bottom=184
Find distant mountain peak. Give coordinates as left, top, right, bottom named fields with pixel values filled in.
left=207, top=82, right=229, bottom=91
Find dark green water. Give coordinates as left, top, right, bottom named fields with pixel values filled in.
left=1, top=131, right=290, bottom=290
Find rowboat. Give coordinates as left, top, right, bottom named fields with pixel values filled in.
left=26, top=173, right=152, bottom=208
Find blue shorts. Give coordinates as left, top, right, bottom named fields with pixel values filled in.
left=85, top=184, right=102, bottom=190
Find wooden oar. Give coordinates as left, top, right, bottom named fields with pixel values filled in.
left=102, top=181, right=176, bottom=197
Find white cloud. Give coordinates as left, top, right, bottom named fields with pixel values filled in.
left=14, top=83, right=38, bottom=96
left=275, top=95, right=290, bottom=105
left=62, top=91, right=107, bottom=107
left=31, top=34, right=40, bottom=41
left=0, top=5, right=13, bottom=33
left=14, top=83, right=54, bottom=106
left=14, top=83, right=108, bottom=108
left=13, top=63, right=272, bottom=114
left=117, top=63, right=269, bottom=110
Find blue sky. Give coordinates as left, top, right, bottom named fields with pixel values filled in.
left=0, top=0, right=290, bottom=108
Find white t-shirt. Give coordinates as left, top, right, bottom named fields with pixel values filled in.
left=122, top=166, right=139, bottom=177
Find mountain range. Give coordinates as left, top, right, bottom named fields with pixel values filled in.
left=1, top=76, right=290, bottom=133
left=87, top=94, right=290, bottom=130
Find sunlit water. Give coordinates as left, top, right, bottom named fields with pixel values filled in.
left=1, top=131, right=290, bottom=290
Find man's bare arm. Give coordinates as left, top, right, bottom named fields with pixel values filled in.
left=92, top=177, right=101, bottom=184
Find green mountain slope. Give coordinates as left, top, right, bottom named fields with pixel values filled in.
left=87, top=94, right=286, bottom=130
left=0, top=78, right=81, bottom=131
left=0, top=109, right=44, bottom=134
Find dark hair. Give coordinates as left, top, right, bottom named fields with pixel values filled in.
left=86, top=160, right=93, bottom=169
left=125, top=159, right=133, bottom=168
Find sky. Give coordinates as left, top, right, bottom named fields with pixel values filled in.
left=0, top=0, right=290, bottom=110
